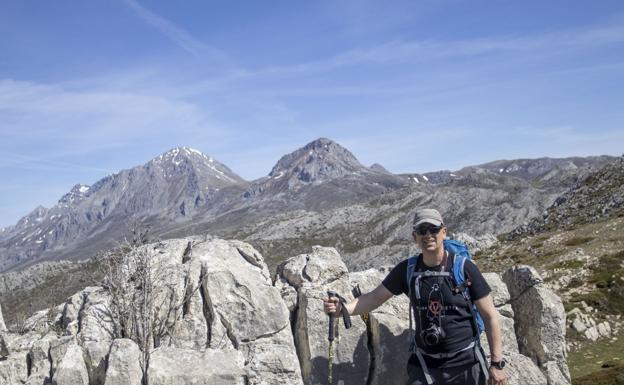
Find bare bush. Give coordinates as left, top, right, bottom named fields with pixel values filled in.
left=97, top=226, right=201, bottom=385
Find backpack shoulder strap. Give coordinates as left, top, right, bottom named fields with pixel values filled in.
left=451, top=252, right=468, bottom=286
left=406, top=255, right=419, bottom=290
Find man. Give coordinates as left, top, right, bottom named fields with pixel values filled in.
left=324, top=208, right=507, bottom=385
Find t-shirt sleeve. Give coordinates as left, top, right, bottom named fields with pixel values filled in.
left=464, top=260, right=491, bottom=301
left=381, top=259, right=409, bottom=296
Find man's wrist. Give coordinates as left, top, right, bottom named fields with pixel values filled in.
left=490, top=358, right=506, bottom=370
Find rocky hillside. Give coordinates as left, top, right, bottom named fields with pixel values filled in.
left=479, top=157, right=624, bottom=384
left=509, top=156, right=624, bottom=238
left=0, top=237, right=569, bottom=385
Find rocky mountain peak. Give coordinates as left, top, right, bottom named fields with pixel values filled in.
left=268, top=137, right=366, bottom=183
left=369, top=163, right=391, bottom=174
left=151, top=147, right=213, bottom=165
left=147, top=147, right=246, bottom=187
left=58, top=184, right=91, bottom=205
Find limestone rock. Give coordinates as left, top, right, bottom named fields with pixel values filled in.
left=504, top=266, right=570, bottom=385
left=147, top=347, right=245, bottom=385
left=78, top=286, right=114, bottom=385
left=0, top=303, right=7, bottom=332
left=190, top=238, right=303, bottom=384
left=26, top=333, right=57, bottom=385
left=52, top=343, right=89, bottom=385
left=481, top=314, right=519, bottom=355
left=0, top=331, right=42, bottom=384
left=350, top=269, right=411, bottom=385
left=503, top=265, right=544, bottom=300
left=0, top=354, right=28, bottom=385
left=504, top=352, right=548, bottom=385
left=49, top=336, right=76, bottom=379
left=0, top=333, right=8, bottom=357
left=483, top=273, right=511, bottom=307
left=284, top=247, right=369, bottom=385
left=104, top=338, right=142, bottom=385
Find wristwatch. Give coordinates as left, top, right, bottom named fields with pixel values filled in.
left=490, top=359, right=506, bottom=370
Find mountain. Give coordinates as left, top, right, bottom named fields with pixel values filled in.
left=0, top=138, right=616, bottom=274
left=508, top=156, right=624, bottom=238
left=0, top=147, right=247, bottom=272
left=463, top=156, right=613, bottom=186
left=243, top=138, right=403, bottom=198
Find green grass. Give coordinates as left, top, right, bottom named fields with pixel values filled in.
left=565, top=236, right=595, bottom=246
left=552, top=260, right=586, bottom=270
left=569, top=337, right=624, bottom=385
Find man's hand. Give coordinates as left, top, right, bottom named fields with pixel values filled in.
left=488, top=366, right=507, bottom=385
left=323, top=296, right=342, bottom=315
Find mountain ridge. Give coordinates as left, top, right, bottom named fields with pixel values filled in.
left=0, top=138, right=617, bottom=273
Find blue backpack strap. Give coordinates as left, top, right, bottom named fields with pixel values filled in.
left=445, top=240, right=486, bottom=335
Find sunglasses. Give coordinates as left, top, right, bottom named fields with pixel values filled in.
left=413, top=225, right=443, bottom=236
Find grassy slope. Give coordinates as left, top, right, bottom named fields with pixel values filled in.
left=479, top=213, right=624, bottom=385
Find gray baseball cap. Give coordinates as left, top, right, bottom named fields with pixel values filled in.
left=412, top=208, right=444, bottom=228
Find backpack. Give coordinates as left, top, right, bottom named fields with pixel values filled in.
left=406, top=239, right=485, bottom=338
left=405, top=239, right=488, bottom=385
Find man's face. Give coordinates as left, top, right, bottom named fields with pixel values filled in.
left=412, top=224, right=447, bottom=252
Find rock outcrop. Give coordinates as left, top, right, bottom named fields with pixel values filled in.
left=0, top=237, right=570, bottom=385
left=503, top=265, right=570, bottom=385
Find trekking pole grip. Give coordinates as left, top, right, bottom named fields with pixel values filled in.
left=327, top=290, right=337, bottom=342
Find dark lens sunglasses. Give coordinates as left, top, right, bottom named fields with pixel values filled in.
left=413, top=225, right=443, bottom=236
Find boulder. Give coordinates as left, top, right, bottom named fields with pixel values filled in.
left=147, top=347, right=245, bottom=385
left=0, top=333, right=8, bottom=357
left=104, top=338, right=142, bottom=385
left=49, top=336, right=76, bottom=378
left=77, top=287, right=114, bottom=385
left=0, top=331, right=42, bottom=384
left=503, top=266, right=570, bottom=385
left=0, top=303, right=7, bottom=332
left=190, top=238, right=303, bottom=384
left=349, top=269, right=411, bottom=385
left=26, top=333, right=57, bottom=385
left=503, top=265, right=544, bottom=300
left=52, top=343, right=89, bottom=385
left=282, top=247, right=369, bottom=385
left=504, top=352, right=548, bottom=385
left=483, top=273, right=511, bottom=307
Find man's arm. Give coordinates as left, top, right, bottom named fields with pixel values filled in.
left=475, top=294, right=507, bottom=384
left=324, top=284, right=394, bottom=316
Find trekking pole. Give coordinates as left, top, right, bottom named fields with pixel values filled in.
left=326, top=290, right=352, bottom=385
left=327, top=290, right=337, bottom=385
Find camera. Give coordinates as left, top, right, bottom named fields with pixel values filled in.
left=421, top=324, right=446, bottom=347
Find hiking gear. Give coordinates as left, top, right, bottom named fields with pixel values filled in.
left=413, top=209, right=444, bottom=228
left=326, top=291, right=352, bottom=385
left=351, top=284, right=369, bottom=324
left=405, top=239, right=488, bottom=385
left=407, top=360, right=486, bottom=385
left=414, top=225, right=443, bottom=236
left=490, top=359, right=506, bottom=370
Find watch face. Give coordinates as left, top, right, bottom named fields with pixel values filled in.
left=492, top=360, right=506, bottom=369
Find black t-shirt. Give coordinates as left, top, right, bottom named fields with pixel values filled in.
left=382, top=251, right=491, bottom=368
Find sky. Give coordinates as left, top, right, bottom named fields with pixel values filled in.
left=1, top=0, right=624, bottom=228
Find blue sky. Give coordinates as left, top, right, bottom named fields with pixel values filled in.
left=1, top=0, right=623, bottom=228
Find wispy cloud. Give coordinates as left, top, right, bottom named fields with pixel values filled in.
left=245, top=24, right=624, bottom=79
left=124, top=0, right=235, bottom=66
left=0, top=151, right=112, bottom=173
left=0, top=79, right=228, bottom=160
